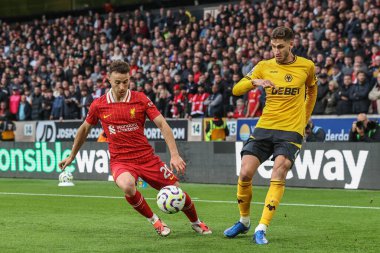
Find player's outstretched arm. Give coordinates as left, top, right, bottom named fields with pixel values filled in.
left=233, top=77, right=276, bottom=96
left=59, top=121, right=93, bottom=171
left=232, top=76, right=255, bottom=96
left=153, top=114, right=186, bottom=175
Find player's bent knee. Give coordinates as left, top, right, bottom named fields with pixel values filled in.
left=115, top=173, right=137, bottom=197
left=122, top=183, right=136, bottom=197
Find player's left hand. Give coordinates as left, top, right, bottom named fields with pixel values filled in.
left=170, top=154, right=186, bottom=175
left=252, top=79, right=277, bottom=89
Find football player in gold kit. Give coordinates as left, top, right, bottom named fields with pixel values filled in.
left=224, top=27, right=318, bottom=244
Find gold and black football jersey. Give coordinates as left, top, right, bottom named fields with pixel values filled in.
left=233, top=56, right=317, bottom=146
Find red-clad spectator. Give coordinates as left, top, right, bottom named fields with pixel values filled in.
left=103, top=0, right=113, bottom=13
left=129, top=59, right=139, bottom=76
left=246, top=87, right=262, bottom=118
left=189, top=84, right=209, bottom=118
left=228, top=98, right=246, bottom=119
left=371, top=45, right=380, bottom=66
left=9, top=87, right=21, bottom=119
left=192, top=64, right=202, bottom=84
left=0, top=101, right=11, bottom=120
left=138, top=20, right=149, bottom=38
left=170, top=84, right=185, bottom=118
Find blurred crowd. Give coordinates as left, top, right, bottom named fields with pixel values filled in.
left=1, top=0, right=380, bottom=123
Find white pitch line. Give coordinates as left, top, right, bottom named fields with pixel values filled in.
left=0, top=192, right=379, bottom=210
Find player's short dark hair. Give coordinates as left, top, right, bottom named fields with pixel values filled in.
left=109, top=60, right=130, bottom=74
left=271, top=27, right=294, bottom=41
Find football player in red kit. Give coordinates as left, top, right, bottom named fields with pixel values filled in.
left=59, top=60, right=211, bottom=237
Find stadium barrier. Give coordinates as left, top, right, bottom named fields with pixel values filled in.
left=34, top=120, right=103, bottom=142
left=202, top=117, right=237, bottom=141
left=14, top=118, right=238, bottom=142
left=14, top=121, right=36, bottom=142
left=16, top=115, right=380, bottom=142
left=236, top=115, right=380, bottom=141
left=188, top=118, right=203, bottom=141
left=1, top=142, right=379, bottom=190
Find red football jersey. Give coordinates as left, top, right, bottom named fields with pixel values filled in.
left=86, top=89, right=161, bottom=163
left=247, top=88, right=262, bottom=117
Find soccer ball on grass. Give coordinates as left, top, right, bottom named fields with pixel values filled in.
left=58, top=171, right=74, bottom=187
left=156, top=185, right=186, bottom=214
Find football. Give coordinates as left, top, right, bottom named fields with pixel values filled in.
left=156, top=185, right=186, bottom=214
left=58, top=171, right=74, bottom=186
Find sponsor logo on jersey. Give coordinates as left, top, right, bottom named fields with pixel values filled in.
left=103, top=114, right=112, bottom=119
left=284, top=74, right=293, bottom=82
left=271, top=87, right=300, bottom=95
left=108, top=125, right=116, bottom=134
left=130, top=108, right=135, bottom=119
left=109, top=123, right=139, bottom=134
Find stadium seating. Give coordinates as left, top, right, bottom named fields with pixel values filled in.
left=0, top=1, right=379, bottom=123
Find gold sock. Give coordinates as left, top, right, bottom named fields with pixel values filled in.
left=237, top=179, right=252, bottom=217
left=259, top=180, right=285, bottom=226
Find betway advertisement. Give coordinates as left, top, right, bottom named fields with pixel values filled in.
left=1, top=142, right=379, bottom=189
left=235, top=142, right=379, bottom=189
left=236, top=116, right=380, bottom=142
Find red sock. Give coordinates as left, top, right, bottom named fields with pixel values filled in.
left=182, top=192, right=198, bottom=222
left=125, top=191, right=153, bottom=219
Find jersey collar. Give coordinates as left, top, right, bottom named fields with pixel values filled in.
left=276, top=55, right=297, bottom=65
left=106, top=89, right=131, bottom=103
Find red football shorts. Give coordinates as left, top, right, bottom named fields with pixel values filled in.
left=111, top=158, right=178, bottom=190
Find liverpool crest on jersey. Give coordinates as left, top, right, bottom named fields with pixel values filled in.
left=130, top=108, right=136, bottom=118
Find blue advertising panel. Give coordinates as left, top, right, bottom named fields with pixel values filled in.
left=236, top=116, right=380, bottom=142
left=312, top=117, right=354, bottom=141
left=236, top=118, right=259, bottom=141
left=312, top=115, right=380, bottom=141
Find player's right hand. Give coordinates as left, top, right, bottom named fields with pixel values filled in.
left=170, top=154, right=186, bottom=175
left=59, top=156, right=74, bottom=171
left=252, top=79, right=276, bottom=89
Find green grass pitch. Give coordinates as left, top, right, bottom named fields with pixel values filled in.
left=0, top=178, right=379, bottom=253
